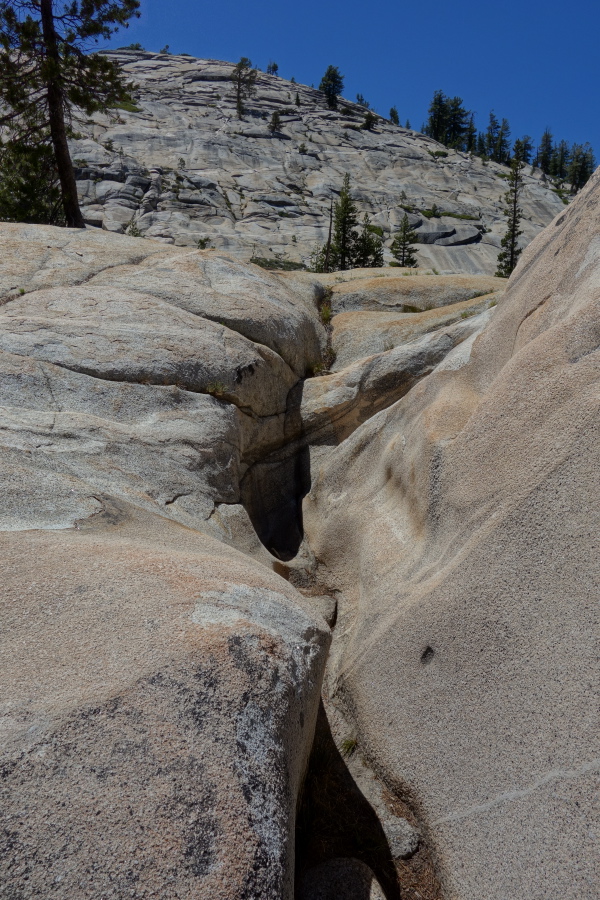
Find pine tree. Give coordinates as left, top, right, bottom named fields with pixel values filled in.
left=513, top=135, right=534, bottom=165
left=354, top=214, right=383, bottom=268
left=537, top=129, right=554, bottom=174
left=319, top=65, right=344, bottom=110
left=0, top=135, right=63, bottom=224
left=361, top=110, right=376, bottom=131
left=266, top=60, right=278, bottom=76
left=331, top=173, right=358, bottom=270
left=231, top=57, right=257, bottom=119
left=465, top=114, right=477, bottom=153
left=405, top=119, right=411, bottom=129
left=496, top=157, right=524, bottom=278
left=356, top=93, right=370, bottom=108
left=549, top=139, right=570, bottom=180
left=424, top=89, right=447, bottom=143
left=268, top=111, right=281, bottom=134
left=494, top=118, right=511, bottom=163
left=390, top=213, right=419, bottom=267
left=485, top=111, right=500, bottom=159
left=295, top=91, right=301, bottom=107
left=445, top=96, right=470, bottom=149
left=0, top=0, right=140, bottom=227
left=568, top=143, right=596, bottom=193
left=389, top=106, right=399, bottom=126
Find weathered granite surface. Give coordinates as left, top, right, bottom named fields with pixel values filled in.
left=69, top=50, right=567, bottom=273
left=303, top=172, right=600, bottom=898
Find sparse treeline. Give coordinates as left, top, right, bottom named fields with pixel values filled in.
left=422, top=90, right=595, bottom=192
left=311, top=173, right=418, bottom=273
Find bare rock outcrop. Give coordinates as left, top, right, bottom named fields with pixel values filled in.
left=1, top=162, right=598, bottom=899
left=0, top=223, right=331, bottom=899
left=68, top=51, right=566, bottom=274
left=303, top=172, right=600, bottom=897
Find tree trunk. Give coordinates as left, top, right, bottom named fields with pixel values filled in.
left=39, top=0, right=85, bottom=228
left=324, top=200, right=333, bottom=273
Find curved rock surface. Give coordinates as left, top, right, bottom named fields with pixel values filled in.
left=303, top=172, right=600, bottom=897
left=0, top=223, right=332, bottom=900
left=1, top=167, right=598, bottom=899
left=68, top=51, right=567, bottom=273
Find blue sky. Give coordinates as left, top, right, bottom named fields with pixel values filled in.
left=104, top=0, right=599, bottom=157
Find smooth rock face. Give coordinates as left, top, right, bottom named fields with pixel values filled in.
left=0, top=223, right=331, bottom=899
left=0, top=514, right=329, bottom=900
left=304, top=173, right=600, bottom=898
left=68, top=51, right=566, bottom=273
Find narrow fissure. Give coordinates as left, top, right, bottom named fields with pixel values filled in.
left=295, top=702, right=443, bottom=900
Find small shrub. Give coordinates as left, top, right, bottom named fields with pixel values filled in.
left=196, top=237, right=213, bottom=249
left=442, top=211, right=479, bottom=221
left=178, top=156, right=186, bottom=169
left=340, top=737, right=357, bottom=759
left=103, top=138, right=114, bottom=151
left=298, top=142, right=308, bottom=155
left=319, top=301, right=332, bottom=325
left=206, top=381, right=227, bottom=396
left=250, top=257, right=306, bottom=271
left=428, top=149, right=448, bottom=159
left=460, top=309, right=478, bottom=319
left=113, top=99, right=141, bottom=113
left=126, top=221, right=143, bottom=237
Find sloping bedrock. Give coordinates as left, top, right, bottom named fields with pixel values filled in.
left=303, top=171, right=600, bottom=898
left=331, top=290, right=502, bottom=370
left=328, top=274, right=504, bottom=315
left=0, top=223, right=325, bottom=378
left=0, top=510, right=330, bottom=900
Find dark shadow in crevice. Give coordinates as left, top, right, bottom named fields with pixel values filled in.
left=295, top=701, right=401, bottom=900
left=239, top=442, right=311, bottom=561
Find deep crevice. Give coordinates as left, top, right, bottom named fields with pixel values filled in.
left=295, top=702, right=444, bottom=900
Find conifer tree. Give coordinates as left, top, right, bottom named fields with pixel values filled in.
left=485, top=111, right=500, bottom=159
left=231, top=57, right=257, bottom=119
left=537, top=129, right=554, bottom=174
left=494, top=118, right=511, bottom=163
left=568, top=143, right=596, bottom=193
left=0, top=0, right=140, bottom=227
left=424, top=89, right=447, bottom=143
left=389, top=106, right=399, bottom=125
left=331, top=172, right=358, bottom=270
left=295, top=91, right=300, bottom=107
left=354, top=213, right=383, bottom=268
left=496, top=156, right=524, bottom=278
left=445, top=96, right=469, bottom=148
left=390, top=213, right=419, bottom=267
left=319, top=65, right=344, bottom=110
left=465, top=114, right=477, bottom=153
left=266, top=60, right=278, bottom=76
left=268, top=110, right=281, bottom=134
left=361, top=110, right=376, bottom=131
left=513, top=135, right=534, bottom=165
left=0, top=135, right=63, bottom=223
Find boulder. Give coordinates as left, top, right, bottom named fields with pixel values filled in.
left=303, top=172, right=600, bottom=898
